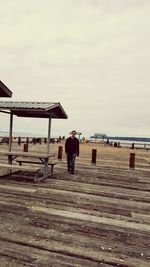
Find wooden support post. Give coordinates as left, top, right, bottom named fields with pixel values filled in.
left=47, top=117, right=51, bottom=154
left=24, top=143, right=28, bottom=152
left=8, top=112, right=13, bottom=153
left=129, top=153, right=135, bottom=169
left=26, top=137, right=29, bottom=145
left=91, top=149, right=97, bottom=164
left=131, top=142, right=134, bottom=149
left=58, top=146, right=63, bottom=160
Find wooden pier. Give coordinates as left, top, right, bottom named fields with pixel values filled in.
left=0, top=143, right=150, bottom=266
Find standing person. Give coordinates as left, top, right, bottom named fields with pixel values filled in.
left=65, top=130, right=79, bottom=175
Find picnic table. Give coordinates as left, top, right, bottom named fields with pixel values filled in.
left=0, top=150, right=57, bottom=182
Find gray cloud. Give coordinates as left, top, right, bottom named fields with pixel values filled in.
left=0, top=0, right=150, bottom=137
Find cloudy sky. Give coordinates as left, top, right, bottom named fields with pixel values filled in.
left=0, top=0, right=150, bottom=138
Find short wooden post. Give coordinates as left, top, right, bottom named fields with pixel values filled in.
left=114, top=142, right=117, bottom=147
left=131, top=143, right=134, bottom=149
left=91, top=149, right=97, bottom=164
left=24, top=143, right=28, bottom=152
left=32, top=138, right=35, bottom=144
left=129, top=153, right=135, bottom=169
left=26, top=137, right=29, bottom=145
left=58, top=146, right=63, bottom=160
left=18, top=137, right=21, bottom=145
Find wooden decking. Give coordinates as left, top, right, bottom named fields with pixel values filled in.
left=0, top=162, right=40, bottom=172
left=0, top=143, right=150, bottom=266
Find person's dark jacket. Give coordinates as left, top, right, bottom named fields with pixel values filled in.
left=65, top=137, right=79, bottom=156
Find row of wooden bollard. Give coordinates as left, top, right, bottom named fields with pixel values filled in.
left=91, top=149, right=135, bottom=169
left=19, top=137, right=47, bottom=146
left=57, top=147, right=98, bottom=163
left=57, top=147, right=136, bottom=169
left=22, top=144, right=136, bottom=169
left=23, top=144, right=64, bottom=158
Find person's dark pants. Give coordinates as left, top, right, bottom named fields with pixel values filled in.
left=67, top=153, right=76, bottom=174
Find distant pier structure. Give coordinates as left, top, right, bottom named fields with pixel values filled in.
left=90, top=133, right=107, bottom=142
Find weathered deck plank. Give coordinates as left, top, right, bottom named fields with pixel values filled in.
left=0, top=143, right=150, bottom=266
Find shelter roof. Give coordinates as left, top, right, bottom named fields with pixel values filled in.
left=0, top=101, right=68, bottom=119
left=0, top=81, right=12, bottom=98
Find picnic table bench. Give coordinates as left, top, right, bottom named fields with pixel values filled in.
left=16, top=159, right=57, bottom=175
left=0, top=163, right=41, bottom=182
left=0, top=163, right=40, bottom=172
left=0, top=150, right=57, bottom=182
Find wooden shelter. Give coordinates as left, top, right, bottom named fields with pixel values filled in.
left=0, top=81, right=12, bottom=98
left=0, top=101, right=68, bottom=153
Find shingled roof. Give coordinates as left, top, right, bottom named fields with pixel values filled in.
left=0, top=101, right=68, bottom=119
left=0, top=81, right=12, bottom=97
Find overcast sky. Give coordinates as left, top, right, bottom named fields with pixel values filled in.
left=0, top=0, right=150, bottom=138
